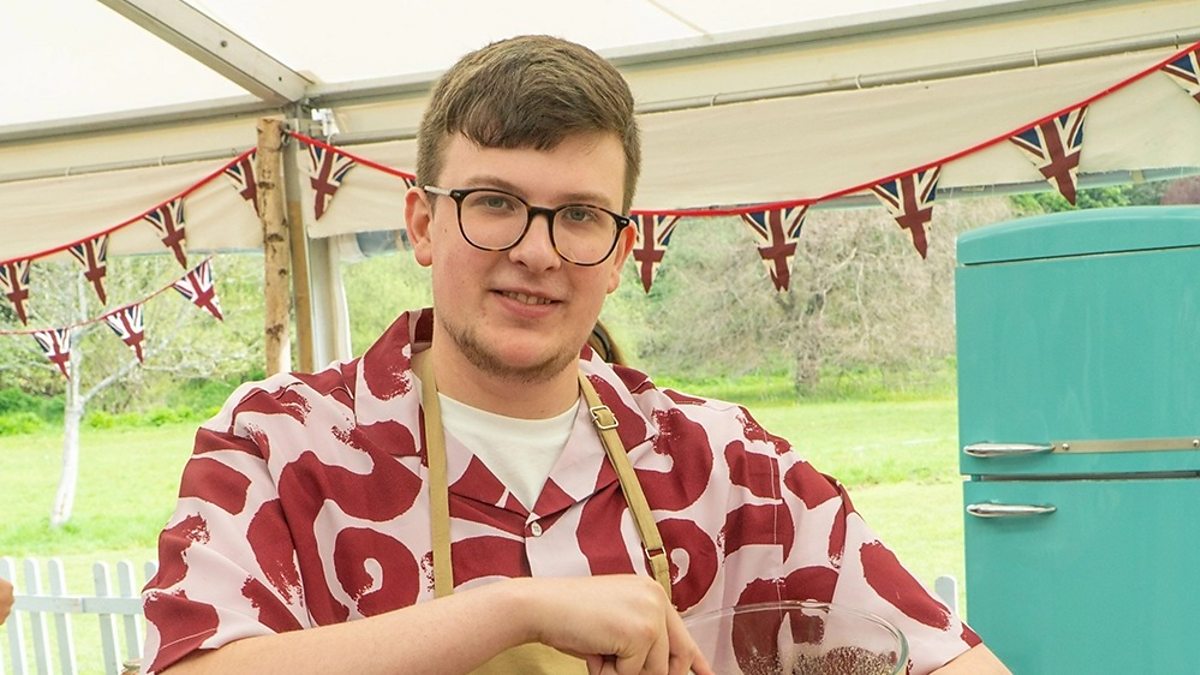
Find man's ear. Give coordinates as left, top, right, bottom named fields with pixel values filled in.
left=405, top=186, right=434, bottom=268
left=606, top=223, right=636, bottom=293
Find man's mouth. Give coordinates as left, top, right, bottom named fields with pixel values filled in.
left=500, top=291, right=555, bottom=306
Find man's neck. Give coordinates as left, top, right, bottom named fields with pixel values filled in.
left=426, top=340, right=581, bottom=420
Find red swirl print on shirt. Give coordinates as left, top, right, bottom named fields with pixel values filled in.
left=635, top=408, right=714, bottom=511
left=179, top=456, right=251, bottom=515
left=278, top=449, right=423, bottom=625
left=657, top=518, right=718, bottom=612
left=334, top=527, right=421, bottom=615
left=860, top=541, right=950, bottom=630
left=144, top=590, right=219, bottom=673
left=150, top=514, right=210, bottom=588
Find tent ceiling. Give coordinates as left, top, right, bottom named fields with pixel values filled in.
left=2, top=0, right=949, bottom=128
left=2, top=0, right=1199, bottom=257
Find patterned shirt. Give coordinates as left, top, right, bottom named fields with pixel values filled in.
left=142, top=308, right=980, bottom=673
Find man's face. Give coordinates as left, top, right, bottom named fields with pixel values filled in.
left=406, top=131, right=633, bottom=383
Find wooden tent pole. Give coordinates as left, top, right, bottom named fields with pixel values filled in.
left=284, top=114, right=316, bottom=372
left=256, top=117, right=291, bottom=375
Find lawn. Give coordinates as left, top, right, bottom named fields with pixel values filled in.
left=0, top=396, right=967, bottom=673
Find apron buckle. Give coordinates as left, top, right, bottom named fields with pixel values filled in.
left=589, top=404, right=619, bottom=430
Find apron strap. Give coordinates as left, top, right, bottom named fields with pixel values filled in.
left=577, top=372, right=672, bottom=600
left=416, top=349, right=671, bottom=602
left=414, top=352, right=455, bottom=599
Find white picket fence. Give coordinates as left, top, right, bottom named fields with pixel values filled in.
left=1, top=557, right=156, bottom=675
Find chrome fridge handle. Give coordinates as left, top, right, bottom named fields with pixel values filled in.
left=962, top=442, right=1053, bottom=458
left=966, top=503, right=1057, bottom=518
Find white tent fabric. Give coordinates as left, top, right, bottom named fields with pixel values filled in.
left=4, top=0, right=1197, bottom=260
left=3, top=159, right=262, bottom=262
left=304, top=46, right=1200, bottom=239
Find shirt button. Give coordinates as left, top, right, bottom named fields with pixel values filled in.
left=529, top=522, right=543, bottom=537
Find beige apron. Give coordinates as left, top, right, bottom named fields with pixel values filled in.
left=414, top=353, right=671, bottom=674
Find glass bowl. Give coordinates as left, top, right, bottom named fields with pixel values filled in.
left=683, top=600, right=908, bottom=675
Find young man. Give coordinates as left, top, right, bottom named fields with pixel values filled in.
left=143, top=36, right=1008, bottom=674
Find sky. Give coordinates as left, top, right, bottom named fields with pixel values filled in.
left=1, top=0, right=948, bottom=127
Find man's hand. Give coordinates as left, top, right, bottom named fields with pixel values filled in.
left=517, top=575, right=714, bottom=675
left=0, top=577, right=13, bottom=625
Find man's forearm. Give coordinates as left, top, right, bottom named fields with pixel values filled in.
left=162, top=580, right=530, bottom=675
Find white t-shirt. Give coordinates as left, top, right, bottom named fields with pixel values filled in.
left=437, top=393, right=580, bottom=509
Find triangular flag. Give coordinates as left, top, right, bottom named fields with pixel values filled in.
left=1009, top=107, right=1087, bottom=205
left=172, top=259, right=224, bottom=321
left=1162, top=46, right=1200, bottom=104
left=0, top=259, right=32, bottom=324
left=33, top=328, right=72, bottom=379
left=224, top=152, right=261, bottom=217
left=68, top=234, right=110, bottom=304
left=628, top=214, right=681, bottom=292
left=307, top=144, right=357, bottom=220
left=740, top=206, right=809, bottom=291
left=871, top=167, right=941, bottom=259
left=105, top=304, right=146, bottom=363
left=143, top=197, right=188, bottom=268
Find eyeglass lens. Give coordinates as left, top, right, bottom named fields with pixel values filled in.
left=458, top=190, right=618, bottom=264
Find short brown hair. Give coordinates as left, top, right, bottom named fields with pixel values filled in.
left=416, top=35, right=641, bottom=212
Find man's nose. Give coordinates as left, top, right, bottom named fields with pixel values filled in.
left=508, top=211, right=562, bottom=271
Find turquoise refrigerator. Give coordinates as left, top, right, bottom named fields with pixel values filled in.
left=956, top=205, right=1200, bottom=673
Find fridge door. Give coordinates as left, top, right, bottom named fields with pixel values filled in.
left=957, top=206, right=1200, bottom=477
left=964, top=476, right=1200, bottom=673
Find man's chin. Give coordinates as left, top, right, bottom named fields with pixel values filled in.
left=454, top=333, right=577, bottom=384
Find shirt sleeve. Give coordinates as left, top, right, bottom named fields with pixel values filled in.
left=720, top=405, right=980, bottom=675
left=777, top=446, right=980, bottom=674
left=141, top=397, right=310, bottom=673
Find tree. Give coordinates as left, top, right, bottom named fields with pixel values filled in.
left=0, top=254, right=263, bottom=527
left=627, top=197, right=1015, bottom=393
left=1009, top=181, right=1169, bottom=215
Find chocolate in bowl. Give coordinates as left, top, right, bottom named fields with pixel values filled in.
left=683, top=600, right=908, bottom=675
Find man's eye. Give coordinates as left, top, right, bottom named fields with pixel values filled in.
left=562, top=207, right=599, bottom=223
left=481, top=195, right=517, bottom=210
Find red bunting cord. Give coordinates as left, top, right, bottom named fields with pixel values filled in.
left=287, top=131, right=416, bottom=182
left=0, top=257, right=214, bottom=336
left=0, top=149, right=256, bottom=269
left=285, top=39, right=1200, bottom=218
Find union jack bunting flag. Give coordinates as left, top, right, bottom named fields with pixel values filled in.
left=105, top=304, right=146, bottom=363
left=740, top=206, right=809, bottom=292
left=1161, top=46, right=1200, bottom=103
left=629, top=214, right=681, bottom=292
left=33, top=328, right=72, bottom=379
left=0, top=259, right=32, bottom=324
left=224, top=152, right=261, bottom=217
left=69, top=234, right=110, bottom=304
left=1010, top=106, right=1087, bottom=205
left=871, top=167, right=941, bottom=259
left=307, top=144, right=357, bottom=220
left=172, top=259, right=224, bottom=321
left=143, top=197, right=188, bottom=268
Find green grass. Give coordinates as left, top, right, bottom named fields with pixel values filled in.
left=0, top=396, right=968, bottom=672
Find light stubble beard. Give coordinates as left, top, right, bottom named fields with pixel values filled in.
left=438, top=314, right=581, bottom=384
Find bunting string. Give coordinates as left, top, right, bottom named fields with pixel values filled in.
left=1, top=37, right=1197, bottom=325
left=0, top=257, right=218, bottom=337
left=1, top=258, right=224, bottom=380
left=0, top=148, right=256, bottom=271
left=280, top=38, right=1200, bottom=287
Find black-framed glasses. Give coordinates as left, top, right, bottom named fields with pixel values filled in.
left=423, top=185, right=631, bottom=266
